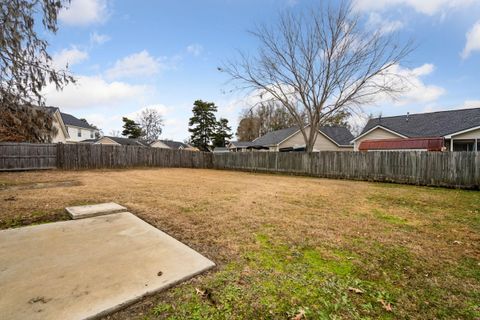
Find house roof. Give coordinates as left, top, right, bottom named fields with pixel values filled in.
left=252, top=127, right=300, bottom=146
left=252, top=125, right=354, bottom=147
left=102, top=136, right=147, bottom=146
left=79, top=139, right=98, bottom=143
left=60, top=112, right=97, bottom=130
left=46, top=107, right=97, bottom=130
left=229, top=141, right=255, bottom=148
left=158, top=140, right=191, bottom=149
left=359, top=107, right=480, bottom=139
left=319, top=126, right=355, bottom=146
left=213, top=147, right=229, bottom=153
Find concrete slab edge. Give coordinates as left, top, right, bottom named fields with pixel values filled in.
left=67, top=208, right=127, bottom=220
left=83, top=262, right=216, bottom=320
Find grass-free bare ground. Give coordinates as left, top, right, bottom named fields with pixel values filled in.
left=0, top=168, right=478, bottom=319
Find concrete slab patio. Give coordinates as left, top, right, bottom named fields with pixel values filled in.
left=66, top=202, right=127, bottom=219
left=0, top=212, right=215, bottom=320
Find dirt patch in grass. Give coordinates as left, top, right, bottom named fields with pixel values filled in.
left=0, top=168, right=478, bottom=319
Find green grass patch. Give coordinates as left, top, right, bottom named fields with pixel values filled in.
left=147, top=234, right=399, bottom=319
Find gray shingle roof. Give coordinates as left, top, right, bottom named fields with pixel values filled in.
left=229, top=141, right=255, bottom=148
left=103, top=136, right=147, bottom=146
left=60, top=112, right=97, bottom=130
left=252, top=127, right=299, bottom=146
left=159, top=140, right=191, bottom=149
left=360, top=108, right=480, bottom=138
left=253, top=125, right=354, bottom=147
left=319, top=126, right=354, bottom=146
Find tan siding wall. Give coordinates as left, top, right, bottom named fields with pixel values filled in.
left=51, top=117, right=67, bottom=143
left=96, top=137, right=119, bottom=145
left=150, top=141, right=170, bottom=149
left=451, top=128, right=480, bottom=139
left=354, top=127, right=402, bottom=151
left=278, top=128, right=349, bottom=151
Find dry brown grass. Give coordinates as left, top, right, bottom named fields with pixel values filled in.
left=0, top=168, right=478, bottom=319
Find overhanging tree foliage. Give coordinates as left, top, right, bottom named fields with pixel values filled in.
left=223, top=1, right=412, bottom=152
left=0, top=0, right=74, bottom=142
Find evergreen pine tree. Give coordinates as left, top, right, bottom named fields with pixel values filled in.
left=213, top=118, right=233, bottom=147
left=121, top=117, right=144, bottom=139
left=188, top=100, right=218, bottom=151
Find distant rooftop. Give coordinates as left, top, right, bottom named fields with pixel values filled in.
left=360, top=107, right=480, bottom=138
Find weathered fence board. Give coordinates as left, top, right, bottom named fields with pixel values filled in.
left=212, top=151, right=480, bottom=189
left=0, top=143, right=56, bottom=171
left=55, top=144, right=214, bottom=170
left=0, top=143, right=478, bottom=188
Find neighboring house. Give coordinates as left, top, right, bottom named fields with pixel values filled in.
left=213, top=147, right=230, bottom=153
left=61, top=112, right=99, bottom=142
left=352, top=108, right=480, bottom=151
left=47, top=107, right=100, bottom=143
left=96, top=136, right=148, bottom=146
left=250, top=125, right=354, bottom=152
left=227, top=141, right=255, bottom=152
left=150, top=140, right=198, bottom=151
left=46, top=107, right=69, bottom=143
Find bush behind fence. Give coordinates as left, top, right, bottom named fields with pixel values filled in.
left=0, top=143, right=478, bottom=189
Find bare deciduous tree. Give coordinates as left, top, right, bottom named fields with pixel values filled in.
left=0, top=0, right=74, bottom=142
left=223, top=1, right=412, bottom=152
left=138, top=108, right=164, bottom=143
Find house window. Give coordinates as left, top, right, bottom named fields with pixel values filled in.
left=78, top=129, right=81, bottom=137
left=90, top=131, right=94, bottom=139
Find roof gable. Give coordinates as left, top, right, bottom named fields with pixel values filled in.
left=253, top=127, right=299, bottom=146
left=360, top=108, right=480, bottom=138
left=100, top=136, right=146, bottom=146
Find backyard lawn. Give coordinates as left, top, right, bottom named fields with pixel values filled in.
left=0, top=168, right=478, bottom=319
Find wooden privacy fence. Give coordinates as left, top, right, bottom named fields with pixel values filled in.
left=213, top=151, right=480, bottom=189
left=0, top=143, right=479, bottom=189
left=0, top=143, right=57, bottom=171
left=56, top=144, right=213, bottom=170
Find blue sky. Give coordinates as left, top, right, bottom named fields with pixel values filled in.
left=43, top=0, right=480, bottom=139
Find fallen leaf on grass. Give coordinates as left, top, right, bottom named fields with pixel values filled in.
left=195, top=288, right=216, bottom=305
left=348, top=287, right=364, bottom=294
left=195, top=288, right=206, bottom=296
left=379, top=299, right=393, bottom=312
left=292, top=308, right=306, bottom=320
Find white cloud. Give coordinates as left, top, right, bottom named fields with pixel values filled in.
left=43, top=75, right=147, bottom=110
left=461, top=100, right=480, bottom=108
left=105, top=50, right=166, bottom=79
left=52, top=47, right=89, bottom=69
left=186, top=44, right=204, bottom=57
left=127, top=104, right=170, bottom=120
left=366, top=12, right=404, bottom=34
left=354, top=0, right=476, bottom=16
left=461, top=21, right=480, bottom=59
left=90, top=32, right=110, bottom=45
left=377, top=63, right=445, bottom=105
left=59, top=0, right=108, bottom=26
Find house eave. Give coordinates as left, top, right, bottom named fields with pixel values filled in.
left=351, top=125, right=407, bottom=143
left=444, top=125, right=480, bottom=139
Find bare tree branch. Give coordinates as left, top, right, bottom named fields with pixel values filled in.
left=222, top=1, right=413, bottom=152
